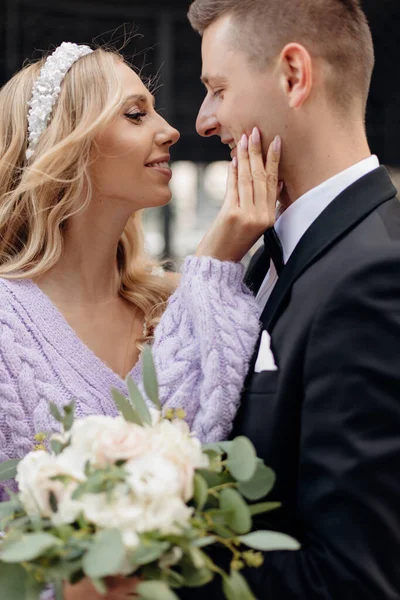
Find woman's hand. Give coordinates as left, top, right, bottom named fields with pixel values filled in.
left=64, top=576, right=139, bottom=599
left=196, top=128, right=282, bottom=262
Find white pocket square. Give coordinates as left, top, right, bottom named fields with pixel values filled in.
left=254, top=330, right=278, bottom=373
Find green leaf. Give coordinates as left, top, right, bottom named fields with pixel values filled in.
left=239, top=530, right=301, bottom=551
left=0, top=458, right=20, bottom=482
left=83, top=529, right=126, bottom=579
left=227, top=437, right=257, bottom=482
left=192, top=535, right=217, bottom=548
left=50, top=439, right=64, bottom=455
left=202, top=441, right=233, bottom=455
left=91, top=578, right=107, bottom=595
left=130, top=541, right=170, bottom=566
left=203, top=449, right=223, bottom=472
left=238, top=464, right=276, bottom=501
left=249, top=501, right=281, bottom=516
left=25, top=573, right=45, bottom=600
left=111, top=388, right=143, bottom=426
left=49, top=402, right=63, bottom=423
left=181, top=556, right=214, bottom=587
left=222, top=570, right=256, bottom=600
left=0, top=500, right=19, bottom=523
left=137, top=580, right=179, bottom=600
left=126, top=376, right=152, bottom=425
left=63, top=402, right=75, bottom=432
left=141, top=346, right=161, bottom=409
left=188, top=547, right=207, bottom=569
left=193, top=473, right=208, bottom=510
left=1, top=532, right=62, bottom=562
left=0, top=561, right=28, bottom=600
left=219, top=489, right=252, bottom=535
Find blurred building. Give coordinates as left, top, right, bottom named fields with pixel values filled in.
left=1, top=0, right=399, bottom=260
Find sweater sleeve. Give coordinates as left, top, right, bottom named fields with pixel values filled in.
left=151, top=256, right=261, bottom=442
left=0, top=306, right=37, bottom=501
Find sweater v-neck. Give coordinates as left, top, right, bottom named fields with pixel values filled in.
left=0, top=277, right=142, bottom=397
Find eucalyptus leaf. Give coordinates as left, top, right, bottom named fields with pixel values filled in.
left=49, top=402, right=63, bottom=423
left=141, top=346, right=161, bottom=409
left=202, top=441, right=233, bottom=455
left=203, top=449, right=223, bottom=472
left=227, top=437, right=257, bottom=482
left=50, top=439, right=64, bottom=455
left=239, top=530, right=300, bottom=551
left=111, top=388, right=143, bottom=426
left=0, top=458, right=20, bottom=482
left=1, top=532, right=62, bottom=562
left=0, top=561, right=28, bottom=600
left=212, top=524, right=234, bottom=538
left=220, top=489, right=252, bottom=535
left=192, top=535, right=217, bottom=548
left=83, top=529, right=126, bottom=578
left=181, top=558, right=214, bottom=588
left=238, top=464, right=276, bottom=500
left=137, top=580, right=179, bottom=600
left=249, top=501, right=281, bottom=516
left=24, top=573, right=44, bottom=600
left=130, top=541, right=170, bottom=565
left=53, top=580, right=64, bottom=600
left=63, top=402, right=75, bottom=432
left=223, top=570, right=256, bottom=600
left=0, top=499, right=19, bottom=523
left=193, top=473, right=208, bottom=510
left=126, top=377, right=152, bottom=425
left=188, top=546, right=207, bottom=569
left=91, top=578, right=107, bottom=595
left=197, top=469, right=230, bottom=489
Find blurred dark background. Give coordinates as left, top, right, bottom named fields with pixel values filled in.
left=1, top=0, right=399, bottom=258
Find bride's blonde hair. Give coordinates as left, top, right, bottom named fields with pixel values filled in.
left=0, top=47, right=174, bottom=344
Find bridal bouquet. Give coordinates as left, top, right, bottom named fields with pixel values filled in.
left=0, top=348, right=299, bottom=600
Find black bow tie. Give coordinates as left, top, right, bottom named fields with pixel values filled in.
left=244, top=227, right=285, bottom=294
left=264, top=227, right=284, bottom=276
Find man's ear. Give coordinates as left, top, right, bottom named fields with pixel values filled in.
left=278, top=43, right=313, bottom=109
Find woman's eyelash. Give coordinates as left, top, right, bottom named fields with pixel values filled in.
left=125, top=111, right=147, bottom=122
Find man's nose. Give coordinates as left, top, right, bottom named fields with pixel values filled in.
left=196, top=98, right=220, bottom=138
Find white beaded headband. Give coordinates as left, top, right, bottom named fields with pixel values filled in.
left=26, top=42, right=94, bottom=160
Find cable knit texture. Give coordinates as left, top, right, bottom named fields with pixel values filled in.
left=0, top=256, right=261, bottom=503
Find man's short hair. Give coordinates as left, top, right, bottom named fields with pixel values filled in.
left=188, top=0, right=375, bottom=113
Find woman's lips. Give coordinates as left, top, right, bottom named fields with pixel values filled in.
left=146, top=161, right=172, bottom=180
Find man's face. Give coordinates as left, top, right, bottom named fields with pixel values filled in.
left=196, top=14, right=284, bottom=159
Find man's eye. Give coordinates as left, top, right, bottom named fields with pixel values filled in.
left=213, top=90, right=223, bottom=99
left=125, top=112, right=147, bottom=122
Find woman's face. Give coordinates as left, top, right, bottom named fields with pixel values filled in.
left=91, top=61, right=180, bottom=211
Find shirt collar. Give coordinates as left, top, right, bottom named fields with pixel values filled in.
left=275, top=155, right=380, bottom=263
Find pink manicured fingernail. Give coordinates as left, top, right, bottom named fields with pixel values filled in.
left=272, top=135, right=281, bottom=152
left=232, top=157, right=238, bottom=168
left=251, top=127, right=260, bottom=145
left=240, top=133, right=248, bottom=150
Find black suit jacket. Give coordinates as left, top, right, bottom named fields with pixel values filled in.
left=182, top=166, right=400, bottom=599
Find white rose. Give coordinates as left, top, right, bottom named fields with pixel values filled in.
left=16, top=451, right=83, bottom=525
left=90, top=419, right=152, bottom=467
left=136, top=496, right=193, bottom=535
left=125, top=454, right=182, bottom=500
left=147, top=421, right=209, bottom=501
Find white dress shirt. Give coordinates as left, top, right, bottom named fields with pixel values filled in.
left=256, top=155, right=380, bottom=310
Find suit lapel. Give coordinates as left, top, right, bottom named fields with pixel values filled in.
left=260, top=166, right=397, bottom=332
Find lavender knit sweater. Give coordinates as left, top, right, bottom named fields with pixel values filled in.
left=0, top=256, right=261, bottom=501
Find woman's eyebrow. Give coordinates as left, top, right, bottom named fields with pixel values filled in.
left=123, top=93, right=156, bottom=107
